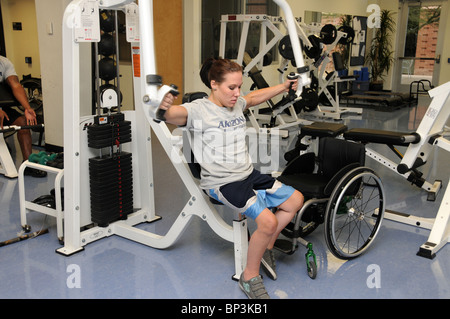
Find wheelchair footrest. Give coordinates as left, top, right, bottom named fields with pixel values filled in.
left=274, top=239, right=297, bottom=255
left=281, top=222, right=299, bottom=239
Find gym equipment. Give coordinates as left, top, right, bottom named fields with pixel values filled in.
left=0, top=229, right=48, bottom=248
left=98, top=57, right=117, bottom=81
left=319, top=24, right=337, bottom=45
left=20, top=0, right=253, bottom=282
left=287, top=81, right=450, bottom=258
left=0, top=124, right=44, bottom=134
left=337, top=26, right=355, bottom=45
left=36, top=0, right=312, bottom=282
left=410, top=79, right=434, bottom=103
left=344, top=81, right=450, bottom=258
left=28, top=151, right=57, bottom=165
left=306, top=37, right=362, bottom=120
left=98, top=33, right=116, bottom=56
left=242, top=51, right=313, bottom=137
left=219, top=14, right=313, bottom=136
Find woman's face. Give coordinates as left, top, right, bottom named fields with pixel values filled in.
left=210, top=71, right=243, bottom=107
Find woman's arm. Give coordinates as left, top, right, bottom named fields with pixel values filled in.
left=243, top=78, right=297, bottom=110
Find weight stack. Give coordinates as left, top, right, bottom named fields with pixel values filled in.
left=89, top=152, right=133, bottom=227
left=87, top=113, right=131, bottom=149
left=87, top=113, right=133, bottom=227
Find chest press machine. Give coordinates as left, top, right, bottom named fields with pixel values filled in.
left=47, top=0, right=309, bottom=281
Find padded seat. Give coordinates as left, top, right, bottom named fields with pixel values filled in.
left=279, top=137, right=365, bottom=198
left=278, top=173, right=330, bottom=198
left=300, top=122, right=348, bottom=138
left=344, top=128, right=420, bottom=146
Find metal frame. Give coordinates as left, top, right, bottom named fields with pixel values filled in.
left=298, top=23, right=362, bottom=119
left=18, top=161, right=64, bottom=241
left=54, top=0, right=248, bottom=280
left=219, top=14, right=310, bottom=136
left=218, top=2, right=313, bottom=135
left=0, top=133, right=17, bottom=178
left=382, top=81, right=450, bottom=258
left=343, top=81, right=450, bottom=258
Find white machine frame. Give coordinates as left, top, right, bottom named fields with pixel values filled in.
left=379, top=82, right=450, bottom=258
left=0, top=132, right=18, bottom=178
left=219, top=12, right=312, bottom=136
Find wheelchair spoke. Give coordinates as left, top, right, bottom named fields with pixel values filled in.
left=325, top=168, right=385, bottom=259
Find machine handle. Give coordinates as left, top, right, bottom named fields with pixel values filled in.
left=155, top=84, right=179, bottom=122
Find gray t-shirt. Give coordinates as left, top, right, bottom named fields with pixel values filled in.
left=0, top=56, right=17, bottom=83
left=182, top=96, right=253, bottom=189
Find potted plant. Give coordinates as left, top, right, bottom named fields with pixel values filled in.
left=365, top=10, right=396, bottom=91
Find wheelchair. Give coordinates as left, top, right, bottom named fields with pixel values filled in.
left=275, top=130, right=386, bottom=278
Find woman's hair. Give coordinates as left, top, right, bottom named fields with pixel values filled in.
left=199, top=58, right=242, bottom=89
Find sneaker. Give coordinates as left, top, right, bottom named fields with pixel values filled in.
left=261, top=249, right=277, bottom=280
left=24, top=167, right=47, bottom=178
left=239, top=273, right=270, bottom=299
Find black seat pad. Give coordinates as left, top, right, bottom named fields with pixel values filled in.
left=278, top=173, right=329, bottom=199
left=301, top=122, right=348, bottom=138
left=344, top=128, right=420, bottom=146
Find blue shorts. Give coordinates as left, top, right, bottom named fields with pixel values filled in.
left=207, top=169, right=295, bottom=220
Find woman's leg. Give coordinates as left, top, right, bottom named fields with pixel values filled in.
left=268, top=189, right=304, bottom=249
left=243, top=208, right=278, bottom=281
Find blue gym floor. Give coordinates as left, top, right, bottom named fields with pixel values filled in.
left=0, top=95, right=448, bottom=300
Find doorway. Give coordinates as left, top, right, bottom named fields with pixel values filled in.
left=393, top=0, right=447, bottom=91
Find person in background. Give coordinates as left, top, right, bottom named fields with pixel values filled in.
left=0, top=55, right=46, bottom=177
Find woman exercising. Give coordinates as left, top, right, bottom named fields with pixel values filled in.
left=159, top=58, right=304, bottom=299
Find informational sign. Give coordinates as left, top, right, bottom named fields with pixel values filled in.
left=74, top=0, right=101, bottom=42
left=125, top=3, right=140, bottom=43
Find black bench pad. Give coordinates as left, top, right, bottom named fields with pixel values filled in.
left=344, top=128, right=420, bottom=146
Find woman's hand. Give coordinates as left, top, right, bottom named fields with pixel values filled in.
left=159, top=93, right=177, bottom=111
left=283, top=77, right=298, bottom=93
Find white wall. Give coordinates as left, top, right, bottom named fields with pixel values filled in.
left=34, top=0, right=71, bottom=149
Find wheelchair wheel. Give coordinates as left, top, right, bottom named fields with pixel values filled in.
left=324, top=167, right=385, bottom=259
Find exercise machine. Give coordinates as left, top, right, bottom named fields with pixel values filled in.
left=218, top=11, right=313, bottom=136
left=297, top=23, right=362, bottom=120
left=286, top=80, right=450, bottom=259
left=16, top=0, right=310, bottom=282
left=46, top=0, right=248, bottom=281
left=345, top=81, right=450, bottom=258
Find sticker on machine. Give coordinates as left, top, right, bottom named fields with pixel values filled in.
left=132, top=46, right=141, bottom=78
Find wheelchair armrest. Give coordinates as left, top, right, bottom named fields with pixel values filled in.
left=323, top=162, right=360, bottom=196
left=281, top=152, right=315, bottom=176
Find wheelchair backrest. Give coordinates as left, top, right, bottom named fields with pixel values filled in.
left=318, top=137, right=365, bottom=179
